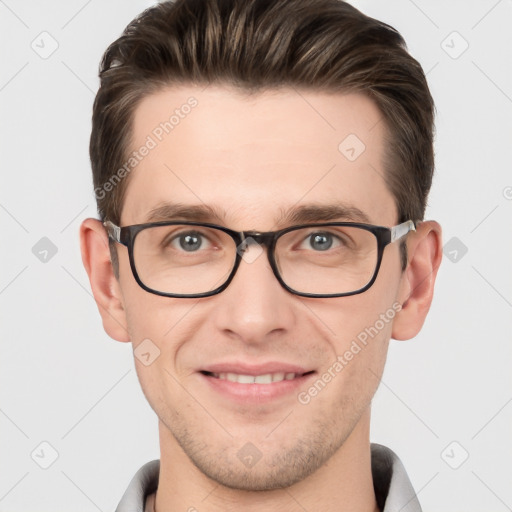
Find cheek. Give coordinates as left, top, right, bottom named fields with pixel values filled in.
left=317, top=249, right=402, bottom=377
left=120, top=280, right=204, bottom=378
left=125, top=299, right=187, bottom=419
left=117, top=252, right=173, bottom=340
left=346, top=253, right=402, bottom=367
left=321, top=282, right=400, bottom=354
left=122, top=294, right=161, bottom=342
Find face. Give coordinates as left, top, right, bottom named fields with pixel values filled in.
left=114, top=85, right=405, bottom=490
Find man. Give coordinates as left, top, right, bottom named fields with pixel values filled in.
left=80, top=0, right=442, bottom=510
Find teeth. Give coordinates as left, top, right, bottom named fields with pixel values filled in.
left=238, top=374, right=257, bottom=384
left=213, top=372, right=298, bottom=384
left=255, top=374, right=273, bottom=384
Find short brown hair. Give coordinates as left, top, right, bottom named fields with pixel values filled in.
left=90, top=0, right=435, bottom=271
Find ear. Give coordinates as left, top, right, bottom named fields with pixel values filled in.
left=392, top=220, right=443, bottom=340
left=79, top=218, right=130, bottom=342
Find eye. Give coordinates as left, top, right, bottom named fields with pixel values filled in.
left=303, top=232, right=340, bottom=251
left=167, top=231, right=211, bottom=252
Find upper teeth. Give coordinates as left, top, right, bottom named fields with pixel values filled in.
left=213, top=372, right=297, bottom=384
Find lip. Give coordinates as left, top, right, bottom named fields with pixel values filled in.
left=197, top=361, right=316, bottom=404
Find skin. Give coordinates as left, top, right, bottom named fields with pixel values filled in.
left=80, top=85, right=442, bottom=512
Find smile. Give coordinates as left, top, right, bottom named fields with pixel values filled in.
left=205, top=372, right=300, bottom=384
left=198, top=362, right=317, bottom=403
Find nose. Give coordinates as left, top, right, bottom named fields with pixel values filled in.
left=211, top=243, right=296, bottom=345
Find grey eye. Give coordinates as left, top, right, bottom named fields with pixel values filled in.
left=178, top=233, right=203, bottom=251
left=309, top=233, right=333, bottom=251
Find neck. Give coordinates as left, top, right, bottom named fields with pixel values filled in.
left=153, top=410, right=378, bottom=512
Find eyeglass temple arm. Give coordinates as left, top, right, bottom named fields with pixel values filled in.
left=104, top=220, right=121, bottom=243
left=390, top=220, right=416, bottom=243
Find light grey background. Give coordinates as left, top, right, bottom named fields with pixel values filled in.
left=1, top=1, right=511, bottom=510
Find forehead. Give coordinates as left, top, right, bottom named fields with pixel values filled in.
left=121, top=84, right=396, bottom=228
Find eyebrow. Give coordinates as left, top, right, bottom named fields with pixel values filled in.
left=144, top=202, right=372, bottom=226
left=145, top=203, right=224, bottom=223
left=278, top=204, right=371, bottom=225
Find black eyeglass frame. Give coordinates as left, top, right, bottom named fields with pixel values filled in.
left=104, top=219, right=415, bottom=299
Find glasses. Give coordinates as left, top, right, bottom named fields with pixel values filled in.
left=104, top=219, right=415, bottom=298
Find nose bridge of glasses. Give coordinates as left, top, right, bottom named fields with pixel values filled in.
left=238, top=231, right=275, bottom=253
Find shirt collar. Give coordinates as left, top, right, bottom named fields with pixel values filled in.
left=116, top=443, right=421, bottom=512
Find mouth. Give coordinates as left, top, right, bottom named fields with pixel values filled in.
left=200, top=370, right=314, bottom=384
left=198, top=366, right=316, bottom=403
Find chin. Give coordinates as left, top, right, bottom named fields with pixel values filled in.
left=193, top=460, right=315, bottom=491
left=183, top=433, right=344, bottom=491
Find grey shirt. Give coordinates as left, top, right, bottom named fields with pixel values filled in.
left=116, top=443, right=421, bottom=512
